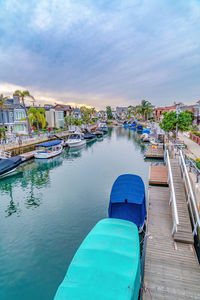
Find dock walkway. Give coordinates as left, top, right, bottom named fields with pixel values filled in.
left=170, top=158, right=194, bottom=244
left=143, top=185, right=200, bottom=300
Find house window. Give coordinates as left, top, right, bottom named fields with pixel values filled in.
left=15, top=111, right=25, bottom=120
left=13, top=124, right=25, bottom=133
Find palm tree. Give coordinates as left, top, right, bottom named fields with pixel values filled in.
left=28, top=107, right=46, bottom=135
left=138, top=100, right=153, bottom=121
left=13, top=90, right=35, bottom=136
left=0, top=94, right=9, bottom=127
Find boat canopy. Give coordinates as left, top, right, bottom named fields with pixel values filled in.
left=54, top=218, right=140, bottom=300
left=35, top=140, right=61, bottom=147
left=137, top=125, right=143, bottom=130
left=108, top=174, right=146, bottom=227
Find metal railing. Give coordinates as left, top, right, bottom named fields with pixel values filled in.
left=0, top=150, right=11, bottom=159
left=179, top=150, right=200, bottom=236
left=166, top=149, right=179, bottom=235
left=184, top=155, right=200, bottom=183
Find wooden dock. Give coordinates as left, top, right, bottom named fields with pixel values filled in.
left=149, top=165, right=168, bottom=185
left=170, top=158, right=194, bottom=244
left=144, top=145, right=164, bottom=159
left=143, top=185, right=200, bottom=299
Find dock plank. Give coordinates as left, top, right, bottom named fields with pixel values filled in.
left=144, top=145, right=164, bottom=159
left=143, top=186, right=200, bottom=300
left=149, top=166, right=168, bottom=185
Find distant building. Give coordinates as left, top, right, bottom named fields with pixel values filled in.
left=153, top=105, right=176, bottom=122
left=177, top=101, right=200, bottom=125
left=45, top=107, right=64, bottom=128
left=0, top=96, right=28, bottom=134
left=116, top=107, right=128, bottom=119
left=72, top=108, right=81, bottom=120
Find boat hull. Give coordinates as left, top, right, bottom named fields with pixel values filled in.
left=66, top=140, right=86, bottom=148
left=34, top=148, right=63, bottom=159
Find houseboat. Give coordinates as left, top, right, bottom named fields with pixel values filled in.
left=108, top=174, right=146, bottom=233
left=54, top=218, right=140, bottom=300
left=34, top=140, right=63, bottom=159
left=65, top=133, right=86, bottom=148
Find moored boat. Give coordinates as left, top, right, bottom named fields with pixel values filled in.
left=54, top=218, right=140, bottom=300
left=34, top=140, right=63, bottom=159
left=141, top=133, right=150, bottom=142
left=93, top=130, right=103, bottom=137
left=137, top=124, right=143, bottom=132
left=108, top=174, right=146, bottom=233
left=65, top=133, right=86, bottom=148
left=0, top=156, right=22, bottom=177
left=83, top=131, right=97, bottom=143
left=99, top=123, right=108, bottom=133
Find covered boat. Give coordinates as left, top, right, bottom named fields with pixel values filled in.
left=142, top=128, right=150, bottom=134
left=108, top=174, right=146, bottom=232
left=34, top=140, right=63, bottom=159
left=0, top=156, right=22, bottom=177
left=54, top=218, right=140, bottom=300
left=137, top=124, right=143, bottom=132
left=83, top=131, right=97, bottom=142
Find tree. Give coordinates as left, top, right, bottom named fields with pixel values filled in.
left=27, top=107, right=46, bottom=135
left=80, top=106, right=90, bottom=122
left=0, top=94, right=9, bottom=127
left=137, top=100, right=153, bottom=121
left=159, top=111, right=177, bottom=135
left=159, top=111, right=192, bottom=138
left=13, top=90, right=35, bottom=136
left=0, top=126, right=7, bottom=140
left=106, top=106, right=113, bottom=119
left=177, top=111, right=192, bottom=132
left=64, top=115, right=76, bottom=126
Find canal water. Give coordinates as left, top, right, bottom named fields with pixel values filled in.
left=0, top=127, right=150, bottom=300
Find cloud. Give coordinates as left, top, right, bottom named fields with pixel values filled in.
left=0, top=0, right=200, bottom=108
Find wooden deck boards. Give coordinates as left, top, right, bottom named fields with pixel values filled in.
left=143, top=186, right=200, bottom=300
left=144, top=145, right=164, bottom=159
left=170, top=158, right=194, bottom=244
left=149, top=166, right=168, bottom=185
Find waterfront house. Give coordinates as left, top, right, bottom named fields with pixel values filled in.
left=45, top=107, right=65, bottom=128
left=153, top=105, right=176, bottom=122
left=116, top=107, right=128, bottom=119
left=0, top=96, right=27, bottom=134
left=54, top=104, right=72, bottom=117
left=72, top=107, right=81, bottom=120
left=177, top=101, right=200, bottom=125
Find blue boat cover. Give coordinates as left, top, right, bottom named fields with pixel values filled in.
left=0, top=156, right=21, bottom=175
left=137, top=125, right=143, bottom=130
left=35, top=140, right=61, bottom=147
left=131, top=123, right=136, bottom=127
left=108, top=174, right=146, bottom=227
left=54, top=218, right=140, bottom=300
left=142, top=129, right=150, bottom=134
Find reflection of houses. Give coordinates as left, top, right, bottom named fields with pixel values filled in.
left=116, top=107, right=128, bottom=119
left=153, top=105, right=176, bottom=122
left=0, top=96, right=27, bottom=134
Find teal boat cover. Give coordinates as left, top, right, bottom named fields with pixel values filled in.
left=54, top=218, right=140, bottom=300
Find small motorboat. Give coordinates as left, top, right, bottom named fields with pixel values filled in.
left=99, top=123, right=108, bottom=133
left=34, top=140, right=63, bottom=159
left=108, top=174, right=146, bottom=233
left=0, top=156, right=22, bottom=177
left=141, top=133, right=150, bottom=142
left=83, top=131, right=97, bottom=143
left=54, top=219, right=140, bottom=300
left=65, top=133, right=86, bottom=148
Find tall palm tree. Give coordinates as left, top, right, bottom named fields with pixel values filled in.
left=13, top=90, right=35, bottom=136
left=139, top=100, right=153, bottom=121
left=28, top=107, right=46, bottom=135
left=0, top=94, right=9, bottom=127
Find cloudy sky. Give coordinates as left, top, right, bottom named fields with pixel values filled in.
left=0, top=0, right=200, bottom=108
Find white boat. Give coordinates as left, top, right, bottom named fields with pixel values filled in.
left=141, top=133, right=150, bottom=142
left=65, top=133, right=86, bottom=148
left=34, top=140, right=63, bottom=159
